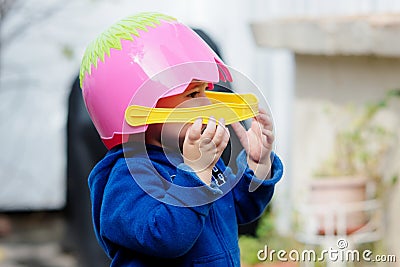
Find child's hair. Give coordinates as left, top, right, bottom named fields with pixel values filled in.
left=79, top=12, right=232, bottom=149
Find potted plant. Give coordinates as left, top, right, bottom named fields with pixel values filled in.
left=309, top=89, right=400, bottom=234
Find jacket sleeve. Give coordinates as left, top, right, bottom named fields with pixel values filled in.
left=231, top=150, right=283, bottom=225
left=99, top=157, right=221, bottom=258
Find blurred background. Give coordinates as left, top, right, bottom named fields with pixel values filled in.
left=1, top=0, right=399, bottom=266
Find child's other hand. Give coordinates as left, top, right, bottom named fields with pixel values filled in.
left=231, top=108, right=274, bottom=179
left=183, top=117, right=230, bottom=185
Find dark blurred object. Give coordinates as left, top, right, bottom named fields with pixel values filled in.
left=64, top=29, right=259, bottom=267
left=193, top=29, right=222, bottom=62
left=0, top=215, right=12, bottom=237
left=65, top=76, right=110, bottom=266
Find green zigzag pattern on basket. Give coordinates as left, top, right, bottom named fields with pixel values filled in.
left=79, top=12, right=176, bottom=88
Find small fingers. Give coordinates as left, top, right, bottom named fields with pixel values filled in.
left=262, top=129, right=275, bottom=146
left=221, top=124, right=231, bottom=149
left=254, top=109, right=273, bottom=131
left=213, top=118, right=229, bottom=147
left=201, top=116, right=217, bottom=141
left=257, top=113, right=272, bottom=127
left=186, top=118, right=203, bottom=143
left=258, top=108, right=268, bottom=115
left=231, top=122, right=249, bottom=151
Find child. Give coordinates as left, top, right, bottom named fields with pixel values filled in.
left=80, top=12, right=283, bottom=266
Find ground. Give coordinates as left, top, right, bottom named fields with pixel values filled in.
left=0, top=212, right=77, bottom=267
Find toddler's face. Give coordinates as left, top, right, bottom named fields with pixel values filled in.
left=145, top=81, right=211, bottom=150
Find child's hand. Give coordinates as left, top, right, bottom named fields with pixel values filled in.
left=183, top=117, right=230, bottom=185
left=231, top=108, right=274, bottom=179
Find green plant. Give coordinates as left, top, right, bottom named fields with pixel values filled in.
left=314, top=89, right=400, bottom=185
left=239, top=235, right=265, bottom=265
left=239, top=211, right=301, bottom=266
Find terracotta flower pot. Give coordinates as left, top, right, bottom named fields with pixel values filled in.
left=308, top=176, right=368, bottom=235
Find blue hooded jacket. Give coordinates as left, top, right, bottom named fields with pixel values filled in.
left=88, top=142, right=283, bottom=266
